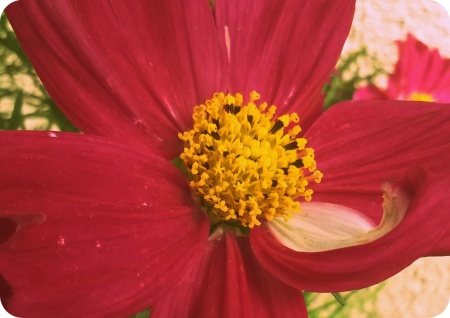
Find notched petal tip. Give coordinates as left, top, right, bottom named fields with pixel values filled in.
left=0, top=218, right=17, bottom=245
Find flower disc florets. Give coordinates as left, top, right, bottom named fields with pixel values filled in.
left=178, top=91, right=322, bottom=228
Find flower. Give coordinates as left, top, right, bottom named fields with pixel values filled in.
left=1, top=1, right=450, bottom=317
left=354, top=33, right=450, bottom=102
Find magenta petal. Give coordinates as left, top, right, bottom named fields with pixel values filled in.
left=251, top=168, right=450, bottom=292
left=215, top=0, right=355, bottom=130
left=353, top=85, right=389, bottom=100
left=387, top=34, right=450, bottom=101
left=7, top=0, right=226, bottom=159
left=306, top=100, right=450, bottom=223
left=151, top=231, right=307, bottom=318
left=0, top=131, right=209, bottom=318
left=428, top=230, right=450, bottom=256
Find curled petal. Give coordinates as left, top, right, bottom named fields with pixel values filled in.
left=306, top=101, right=450, bottom=223
left=268, top=178, right=410, bottom=252
left=0, top=131, right=209, bottom=318
left=251, top=168, right=450, bottom=292
left=268, top=203, right=375, bottom=252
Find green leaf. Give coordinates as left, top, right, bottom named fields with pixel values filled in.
left=331, top=292, right=345, bottom=306
left=129, top=308, right=151, bottom=318
left=46, top=99, right=79, bottom=132
left=8, top=90, right=23, bottom=130
left=170, top=156, right=191, bottom=180
left=323, top=74, right=341, bottom=109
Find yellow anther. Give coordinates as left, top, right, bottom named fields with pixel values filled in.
left=216, top=181, right=229, bottom=192
left=259, top=102, right=268, bottom=112
left=215, top=200, right=229, bottom=212
left=296, top=138, right=307, bottom=150
left=234, top=181, right=246, bottom=192
left=290, top=113, right=300, bottom=123
left=278, top=114, right=291, bottom=127
left=235, top=93, right=244, bottom=106
left=312, top=170, right=323, bottom=183
left=288, top=125, right=301, bottom=137
left=179, top=92, right=322, bottom=228
left=224, top=94, right=235, bottom=105
left=213, top=163, right=225, bottom=175
left=302, top=155, right=314, bottom=169
left=303, top=189, right=313, bottom=201
left=250, top=91, right=260, bottom=102
left=207, top=123, right=217, bottom=133
left=267, top=106, right=276, bottom=119
left=191, top=162, right=199, bottom=175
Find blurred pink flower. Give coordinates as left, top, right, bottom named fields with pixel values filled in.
left=354, top=33, right=450, bottom=102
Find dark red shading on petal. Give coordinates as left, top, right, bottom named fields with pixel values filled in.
left=305, top=100, right=450, bottom=223
left=0, top=274, right=13, bottom=310
left=0, top=218, right=16, bottom=245
left=0, top=131, right=209, bottom=318
left=251, top=168, right=450, bottom=292
left=353, top=85, right=389, bottom=100
left=151, top=231, right=307, bottom=318
left=215, top=0, right=355, bottom=130
left=7, top=0, right=226, bottom=159
left=386, top=34, right=450, bottom=102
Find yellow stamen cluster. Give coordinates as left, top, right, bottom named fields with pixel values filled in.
left=407, top=92, right=435, bottom=102
left=178, top=92, right=322, bottom=228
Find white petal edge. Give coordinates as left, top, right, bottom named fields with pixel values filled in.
left=268, top=181, right=411, bottom=252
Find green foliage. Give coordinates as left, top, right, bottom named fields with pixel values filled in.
left=129, top=308, right=151, bottom=318
left=331, top=292, right=345, bottom=306
left=7, top=89, right=22, bottom=129
left=0, top=13, right=78, bottom=131
left=323, top=47, right=387, bottom=109
left=304, top=282, right=386, bottom=318
left=171, top=156, right=191, bottom=180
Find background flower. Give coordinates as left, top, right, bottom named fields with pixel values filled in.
left=354, top=33, right=450, bottom=102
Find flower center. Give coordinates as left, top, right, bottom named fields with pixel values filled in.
left=178, top=92, right=322, bottom=228
left=407, top=92, right=435, bottom=102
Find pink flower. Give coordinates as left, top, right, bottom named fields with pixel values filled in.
left=354, top=33, right=450, bottom=102
left=1, top=1, right=450, bottom=318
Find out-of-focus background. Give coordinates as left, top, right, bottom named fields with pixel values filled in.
left=0, top=0, right=450, bottom=317
left=344, top=0, right=450, bottom=79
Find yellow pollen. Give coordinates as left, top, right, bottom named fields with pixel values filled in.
left=178, top=92, right=322, bottom=228
left=407, top=92, right=435, bottom=102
